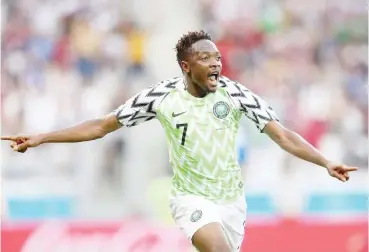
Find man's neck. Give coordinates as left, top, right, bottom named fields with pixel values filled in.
left=184, top=75, right=207, bottom=98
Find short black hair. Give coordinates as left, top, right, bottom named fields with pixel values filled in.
left=175, top=30, right=212, bottom=68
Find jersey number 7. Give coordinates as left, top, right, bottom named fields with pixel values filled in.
left=176, top=123, right=188, bottom=146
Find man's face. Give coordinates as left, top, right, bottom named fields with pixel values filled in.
left=181, top=40, right=222, bottom=93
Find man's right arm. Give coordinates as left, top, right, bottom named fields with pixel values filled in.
left=40, top=114, right=122, bottom=143
left=2, top=78, right=177, bottom=152
left=3, top=82, right=169, bottom=153
left=1, top=114, right=122, bottom=152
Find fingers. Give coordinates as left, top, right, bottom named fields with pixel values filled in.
left=1, top=136, right=17, bottom=141
left=342, top=166, right=358, bottom=172
left=1, top=136, right=28, bottom=143
left=19, top=147, right=28, bottom=153
left=14, top=142, right=29, bottom=152
left=330, top=170, right=348, bottom=182
left=9, top=141, right=29, bottom=153
left=2, top=135, right=30, bottom=153
left=334, top=171, right=352, bottom=182
left=335, top=174, right=347, bottom=182
left=330, top=165, right=358, bottom=182
left=331, top=165, right=357, bottom=182
left=343, top=172, right=350, bottom=181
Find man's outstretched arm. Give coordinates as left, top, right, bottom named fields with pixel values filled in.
left=263, top=121, right=358, bottom=182
left=1, top=114, right=122, bottom=152
left=225, top=80, right=358, bottom=182
left=1, top=79, right=175, bottom=153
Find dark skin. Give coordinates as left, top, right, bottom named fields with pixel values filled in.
left=1, top=38, right=358, bottom=252
left=181, top=39, right=222, bottom=97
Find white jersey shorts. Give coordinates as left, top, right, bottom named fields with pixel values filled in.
left=169, top=194, right=247, bottom=251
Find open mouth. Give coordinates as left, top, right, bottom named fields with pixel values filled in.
left=208, top=72, right=219, bottom=85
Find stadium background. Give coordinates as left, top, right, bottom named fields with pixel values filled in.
left=1, top=0, right=367, bottom=251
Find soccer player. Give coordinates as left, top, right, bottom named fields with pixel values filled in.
left=2, top=31, right=358, bottom=252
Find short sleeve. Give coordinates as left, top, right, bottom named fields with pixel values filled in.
left=226, top=80, right=279, bottom=132
left=112, top=78, right=180, bottom=127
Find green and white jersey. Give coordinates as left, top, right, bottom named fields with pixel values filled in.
left=113, top=76, right=279, bottom=201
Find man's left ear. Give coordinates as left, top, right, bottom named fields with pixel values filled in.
left=181, top=61, right=190, bottom=73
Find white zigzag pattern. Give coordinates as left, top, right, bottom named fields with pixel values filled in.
left=221, top=76, right=279, bottom=131
left=114, top=77, right=181, bottom=127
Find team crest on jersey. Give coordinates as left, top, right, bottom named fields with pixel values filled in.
left=213, top=101, right=230, bottom=119
left=190, top=210, right=202, bottom=222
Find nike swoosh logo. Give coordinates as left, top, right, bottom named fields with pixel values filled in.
left=172, top=111, right=187, bottom=117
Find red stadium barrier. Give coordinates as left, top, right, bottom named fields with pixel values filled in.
left=241, top=218, right=368, bottom=252
left=1, top=218, right=367, bottom=252
left=1, top=219, right=192, bottom=252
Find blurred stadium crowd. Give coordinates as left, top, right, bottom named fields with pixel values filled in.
left=1, top=0, right=367, bottom=221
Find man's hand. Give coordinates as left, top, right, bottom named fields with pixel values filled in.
left=1, top=135, right=43, bottom=153
left=264, top=121, right=359, bottom=182
left=325, top=162, right=358, bottom=182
